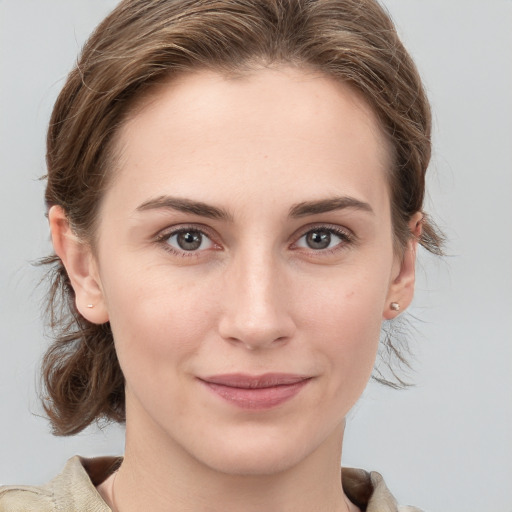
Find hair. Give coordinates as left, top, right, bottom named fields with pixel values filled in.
left=40, top=0, right=444, bottom=436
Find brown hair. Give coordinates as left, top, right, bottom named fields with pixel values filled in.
left=41, top=0, right=444, bottom=435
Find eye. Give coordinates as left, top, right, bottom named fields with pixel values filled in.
left=295, top=227, right=352, bottom=251
left=165, top=228, right=214, bottom=253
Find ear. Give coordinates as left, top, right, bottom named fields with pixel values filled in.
left=383, top=212, right=423, bottom=320
left=48, top=205, right=109, bottom=324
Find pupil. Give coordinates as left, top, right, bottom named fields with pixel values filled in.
left=177, top=231, right=202, bottom=250
left=307, top=230, right=331, bottom=249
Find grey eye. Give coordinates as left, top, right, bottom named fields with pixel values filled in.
left=167, top=230, right=213, bottom=251
left=296, top=228, right=348, bottom=251
left=305, top=230, right=332, bottom=250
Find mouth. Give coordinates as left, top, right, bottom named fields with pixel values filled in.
left=198, top=373, right=312, bottom=410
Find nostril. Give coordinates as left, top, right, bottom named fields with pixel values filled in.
left=241, top=333, right=291, bottom=351
left=217, top=267, right=296, bottom=348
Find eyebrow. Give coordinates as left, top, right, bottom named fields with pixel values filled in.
left=289, top=196, right=374, bottom=217
left=136, top=194, right=373, bottom=220
left=136, top=195, right=234, bottom=221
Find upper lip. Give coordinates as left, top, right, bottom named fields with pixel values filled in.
left=199, top=373, right=311, bottom=389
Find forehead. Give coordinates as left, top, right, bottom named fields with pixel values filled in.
left=110, top=66, right=392, bottom=214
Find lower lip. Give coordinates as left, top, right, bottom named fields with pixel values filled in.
left=201, top=380, right=310, bottom=410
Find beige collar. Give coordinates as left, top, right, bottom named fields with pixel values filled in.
left=2, top=456, right=419, bottom=512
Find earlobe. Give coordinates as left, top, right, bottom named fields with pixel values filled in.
left=48, top=206, right=109, bottom=324
left=383, top=212, right=423, bottom=320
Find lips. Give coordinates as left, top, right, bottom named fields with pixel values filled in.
left=199, top=373, right=311, bottom=410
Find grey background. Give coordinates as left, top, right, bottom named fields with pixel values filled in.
left=1, top=1, right=511, bottom=511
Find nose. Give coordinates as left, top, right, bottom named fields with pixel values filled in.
left=218, top=249, right=296, bottom=350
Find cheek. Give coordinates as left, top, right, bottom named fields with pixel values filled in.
left=101, top=263, right=216, bottom=383
left=302, top=262, right=388, bottom=332
left=299, top=267, right=389, bottom=385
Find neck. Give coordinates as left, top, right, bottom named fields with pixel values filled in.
left=111, top=393, right=355, bottom=512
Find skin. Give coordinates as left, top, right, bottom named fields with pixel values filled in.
left=50, top=66, right=421, bottom=512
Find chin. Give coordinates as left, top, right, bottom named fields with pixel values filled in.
left=189, top=422, right=339, bottom=477
left=201, top=444, right=307, bottom=477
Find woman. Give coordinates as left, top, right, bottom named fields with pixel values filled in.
left=0, top=0, right=443, bottom=510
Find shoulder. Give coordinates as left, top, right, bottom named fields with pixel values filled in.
left=0, top=456, right=119, bottom=512
left=0, top=484, right=54, bottom=511
left=342, top=467, right=424, bottom=512
left=369, top=471, right=424, bottom=512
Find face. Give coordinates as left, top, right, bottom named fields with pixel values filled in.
left=54, top=67, right=418, bottom=476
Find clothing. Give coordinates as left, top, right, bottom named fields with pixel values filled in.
left=0, top=456, right=422, bottom=511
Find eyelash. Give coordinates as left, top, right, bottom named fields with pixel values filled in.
left=154, top=224, right=355, bottom=258
left=292, top=224, right=355, bottom=255
left=155, top=225, right=219, bottom=258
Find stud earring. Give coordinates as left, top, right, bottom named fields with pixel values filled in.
left=390, top=302, right=400, bottom=311
left=87, top=304, right=94, bottom=309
